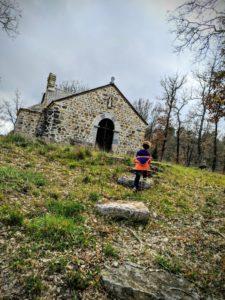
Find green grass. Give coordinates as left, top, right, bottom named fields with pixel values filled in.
left=65, top=267, right=99, bottom=292
left=89, top=192, right=101, bottom=202
left=82, top=175, right=92, bottom=183
left=47, top=146, right=92, bottom=162
left=47, top=188, right=61, bottom=200
left=0, top=166, right=46, bottom=192
left=10, top=246, right=34, bottom=272
left=26, top=214, right=89, bottom=250
left=103, top=243, right=119, bottom=258
left=68, top=162, right=79, bottom=169
left=23, top=274, right=44, bottom=298
left=0, top=133, right=35, bottom=148
left=0, top=205, right=24, bottom=226
left=155, top=255, right=182, bottom=274
left=47, top=199, right=86, bottom=222
left=48, top=257, right=68, bottom=274
left=65, top=270, right=90, bottom=291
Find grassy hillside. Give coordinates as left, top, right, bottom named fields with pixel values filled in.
left=0, top=134, right=224, bottom=299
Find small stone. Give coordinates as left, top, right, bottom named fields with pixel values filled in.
left=67, top=262, right=79, bottom=271
left=112, top=261, right=119, bottom=267
left=152, top=212, right=157, bottom=218
left=95, top=201, right=149, bottom=222
left=14, top=231, right=20, bottom=236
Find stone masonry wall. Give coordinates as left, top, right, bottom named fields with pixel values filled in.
left=38, top=85, right=147, bottom=154
left=14, top=110, right=41, bottom=138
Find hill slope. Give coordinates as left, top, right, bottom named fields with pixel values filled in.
left=0, top=135, right=224, bottom=299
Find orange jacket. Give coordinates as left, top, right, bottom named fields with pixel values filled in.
left=134, top=156, right=152, bottom=171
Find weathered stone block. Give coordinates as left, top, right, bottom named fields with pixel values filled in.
left=95, top=201, right=149, bottom=222
left=117, top=176, right=152, bottom=190
left=101, top=262, right=200, bottom=300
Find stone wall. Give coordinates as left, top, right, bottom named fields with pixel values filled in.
left=14, top=109, right=41, bottom=137
left=38, top=85, right=146, bottom=154
left=15, top=84, right=147, bottom=154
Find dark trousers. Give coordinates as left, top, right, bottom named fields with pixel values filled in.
left=134, top=171, right=147, bottom=189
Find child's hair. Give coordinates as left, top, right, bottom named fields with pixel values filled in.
left=142, top=141, right=151, bottom=150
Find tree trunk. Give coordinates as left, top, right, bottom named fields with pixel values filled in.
left=185, top=144, right=190, bottom=166
left=197, top=106, right=206, bottom=164
left=223, top=155, right=225, bottom=174
left=160, top=108, right=172, bottom=161
left=212, top=121, right=218, bottom=172
left=176, top=123, right=181, bottom=164
left=185, top=143, right=194, bottom=167
left=187, top=146, right=193, bottom=167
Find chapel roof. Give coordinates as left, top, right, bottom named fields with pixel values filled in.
left=20, top=83, right=148, bottom=125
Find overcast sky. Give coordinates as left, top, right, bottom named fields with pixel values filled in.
left=0, top=0, right=197, bottom=133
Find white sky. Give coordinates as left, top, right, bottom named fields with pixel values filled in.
left=0, top=0, right=201, bottom=134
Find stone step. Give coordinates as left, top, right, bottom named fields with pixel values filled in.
left=95, top=201, right=149, bottom=222
left=117, top=176, right=153, bottom=190
left=101, top=262, right=200, bottom=300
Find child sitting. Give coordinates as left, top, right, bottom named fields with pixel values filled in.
left=133, top=141, right=152, bottom=191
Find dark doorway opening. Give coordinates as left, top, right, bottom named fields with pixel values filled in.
left=96, top=118, right=114, bottom=152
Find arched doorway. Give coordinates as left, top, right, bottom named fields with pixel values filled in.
left=96, top=118, right=114, bottom=151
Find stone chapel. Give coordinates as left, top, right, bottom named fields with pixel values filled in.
left=14, top=73, right=147, bottom=154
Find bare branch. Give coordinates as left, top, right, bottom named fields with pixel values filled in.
left=133, top=98, right=153, bottom=121
left=1, top=89, right=22, bottom=128
left=0, top=0, right=22, bottom=36
left=58, top=80, right=89, bottom=94
left=159, top=74, right=186, bottom=160
left=169, top=0, right=225, bottom=60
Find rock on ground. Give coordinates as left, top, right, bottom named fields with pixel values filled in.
left=95, top=201, right=149, bottom=222
left=101, top=262, right=200, bottom=300
left=117, top=176, right=152, bottom=190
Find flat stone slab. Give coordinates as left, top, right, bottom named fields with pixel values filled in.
left=117, top=176, right=152, bottom=190
left=101, top=262, right=200, bottom=300
left=95, top=201, right=149, bottom=222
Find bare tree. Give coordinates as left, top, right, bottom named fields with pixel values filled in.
left=194, top=56, right=218, bottom=163
left=169, top=0, right=225, bottom=60
left=133, top=98, right=153, bottom=122
left=1, top=89, right=22, bottom=128
left=159, top=74, right=186, bottom=161
left=174, top=94, right=189, bottom=163
left=181, top=127, right=196, bottom=166
left=58, top=80, right=89, bottom=94
left=145, top=103, right=162, bottom=140
left=194, top=76, right=209, bottom=163
left=0, top=0, right=21, bottom=36
left=206, top=68, right=225, bottom=171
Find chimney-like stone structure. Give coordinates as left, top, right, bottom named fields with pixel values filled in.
left=41, top=73, right=57, bottom=106
left=47, top=73, right=56, bottom=92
